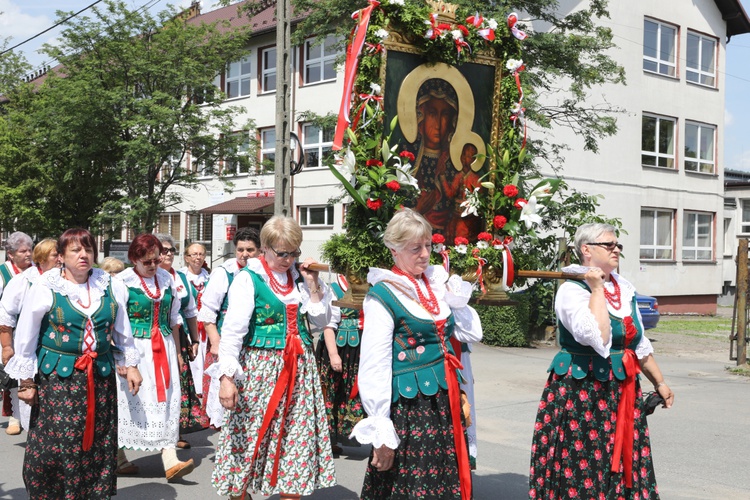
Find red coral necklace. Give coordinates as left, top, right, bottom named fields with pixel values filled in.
left=135, top=269, right=161, bottom=300
left=603, top=275, right=622, bottom=309
left=260, top=256, right=294, bottom=295
left=392, top=266, right=440, bottom=315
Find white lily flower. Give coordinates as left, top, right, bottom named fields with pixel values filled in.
left=487, top=18, right=498, bottom=30
left=530, top=181, right=554, bottom=199
left=370, top=82, right=382, bottom=95
left=335, top=148, right=356, bottom=178
left=460, top=187, right=481, bottom=217
left=395, top=164, right=419, bottom=190
left=375, top=28, right=389, bottom=39
left=519, top=196, right=542, bottom=229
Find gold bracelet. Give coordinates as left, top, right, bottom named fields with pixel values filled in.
left=309, top=287, right=321, bottom=294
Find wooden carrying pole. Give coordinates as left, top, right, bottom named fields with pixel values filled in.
left=306, top=263, right=585, bottom=281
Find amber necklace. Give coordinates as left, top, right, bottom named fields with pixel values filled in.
left=260, top=256, right=294, bottom=295
left=603, top=275, right=622, bottom=309
left=135, top=269, right=161, bottom=300
left=391, top=266, right=440, bottom=315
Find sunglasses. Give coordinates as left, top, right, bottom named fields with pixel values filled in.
left=161, top=247, right=177, bottom=255
left=268, top=246, right=302, bottom=259
left=141, top=257, right=163, bottom=266
left=586, top=241, right=623, bottom=252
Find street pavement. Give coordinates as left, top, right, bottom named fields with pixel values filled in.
left=0, top=341, right=749, bottom=499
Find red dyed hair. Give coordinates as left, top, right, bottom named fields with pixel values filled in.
left=128, top=234, right=163, bottom=263
left=57, top=228, right=98, bottom=263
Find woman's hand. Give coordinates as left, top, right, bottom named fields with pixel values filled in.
left=219, top=375, right=238, bottom=410
left=298, top=257, right=320, bottom=284
left=126, top=366, right=142, bottom=396
left=371, top=444, right=395, bottom=472
left=329, top=353, right=343, bottom=373
left=116, top=364, right=128, bottom=377
left=657, top=383, right=674, bottom=409
left=189, top=342, right=199, bottom=361
left=17, top=387, right=37, bottom=406
left=583, top=266, right=606, bottom=291
left=1, top=345, right=13, bottom=365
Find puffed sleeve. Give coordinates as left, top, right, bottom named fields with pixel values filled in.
left=326, top=300, right=342, bottom=330
left=215, top=270, right=256, bottom=379
left=110, top=278, right=140, bottom=367
left=167, top=279, right=184, bottom=327
left=4, top=284, right=54, bottom=379
left=349, top=295, right=400, bottom=450
left=196, top=268, right=228, bottom=324
left=554, top=281, right=613, bottom=357
left=0, top=275, right=28, bottom=328
left=298, top=278, right=330, bottom=329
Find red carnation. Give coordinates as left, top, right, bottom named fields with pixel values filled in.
left=399, top=150, right=415, bottom=162
left=514, top=197, right=527, bottom=209
left=458, top=24, right=470, bottom=36
left=385, top=180, right=401, bottom=191
left=493, top=215, right=507, bottom=229
left=503, top=184, right=519, bottom=197
left=366, top=159, right=383, bottom=167
left=454, top=236, right=469, bottom=246
left=432, top=234, right=445, bottom=244
left=366, top=198, right=383, bottom=210
left=477, top=232, right=492, bottom=241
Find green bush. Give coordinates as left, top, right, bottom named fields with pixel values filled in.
left=476, top=291, right=531, bottom=347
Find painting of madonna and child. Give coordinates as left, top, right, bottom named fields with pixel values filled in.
left=384, top=49, right=498, bottom=244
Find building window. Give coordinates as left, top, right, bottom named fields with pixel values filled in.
left=684, top=122, right=715, bottom=174
left=227, top=132, right=251, bottom=175
left=643, top=19, right=677, bottom=77
left=642, top=114, right=676, bottom=169
left=260, top=128, right=275, bottom=172
left=303, top=35, right=337, bottom=85
left=683, top=211, right=713, bottom=261
left=226, top=56, right=251, bottom=99
left=724, top=217, right=733, bottom=256
left=741, top=201, right=750, bottom=234
left=302, top=123, right=334, bottom=168
left=686, top=32, right=716, bottom=87
left=260, top=47, right=276, bottom=93
left=299, top=205, right=334, bottom=227
left=188, top=212, right=213, bottom=260
left=157, top=213, right=181, bottom=245
left=640, top=208, right=674, bottom=260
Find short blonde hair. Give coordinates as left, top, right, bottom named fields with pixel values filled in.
left=383, top=208, right=432, bottom=251
left=101, top=256, right=125, bottom=275
left=260, top=216, right=303, bottom=250
left=32, top=238, right=58, bottom=266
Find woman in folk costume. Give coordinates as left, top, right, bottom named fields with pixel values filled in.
left=0, top=238, right=60, bottom=433
left=351, top=208, right=482, bottom=500
left=211, top=216, right=336, bottom=500
left=155, top=233, right=204, bottom=449
left=528, top=223, right=674, bottom=499
left=7, top=228, right=142, bottom=498
left=179, top=242, right=210, bottom=398
left=315, top=274, right=366, bottom=454
left=116, top=234, right=195, bottom=482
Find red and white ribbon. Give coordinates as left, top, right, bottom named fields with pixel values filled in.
left=425, top=13, right=451, bottom=40
left=507, top=13, right=528, bottom=40
left=471, top=247, right=487, bottom=294
left=501, top=245, right=515, bottom=289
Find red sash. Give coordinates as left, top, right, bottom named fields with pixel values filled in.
left=150, top=301, right=171, bottom=403
left=74, top=351, right=98, bottom=451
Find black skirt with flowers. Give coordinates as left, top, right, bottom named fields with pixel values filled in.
left=179, top=328, right=206, bottom=434
left=24, top=369, right=118, bottom=499
left=528, top=369, right=660, bottom=500
left=361, top=389, right=466, bottom=500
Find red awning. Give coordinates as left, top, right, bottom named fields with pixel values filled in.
left=198, top=196, right=274, bottom=214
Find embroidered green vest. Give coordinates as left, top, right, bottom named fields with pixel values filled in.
left=368, top=282, right=458, bottom=402
left=331, top=282, right=361, bottom=348
left=549, top=280, right=643, bottom=381
left=37, top=284, right=118, bottom=378
left=216, top=267, right=235, bottom=333
left=243, top=268, right=312, bottom=349
left=0, top=264, right=13, bottom=293
left=127, top=284, right=174, bottom=338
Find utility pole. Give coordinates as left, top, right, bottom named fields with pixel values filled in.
left=274, top=0, right=292, bottom=216
left=737, top=238, right=748, bottom=365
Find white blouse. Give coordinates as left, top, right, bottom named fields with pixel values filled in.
left=0, top=265, right=44, bottom=328
left=6, top=267, right=140, bottom=379
left=216, top=258, right=329, bottom=380
left=555, top=265, right=653, bottom=359
left=117, top=267, right=185, bottom=329
left=351, top=266, right=483, bottom=450
left=196, top=258, right=242, bottom=325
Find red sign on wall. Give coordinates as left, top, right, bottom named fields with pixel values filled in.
left=225, top=224, right=236, bottom=241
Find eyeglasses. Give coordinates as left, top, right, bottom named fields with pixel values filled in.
left=161, top=248, right=177, bottom=255
left=268, top=246, right=302, bottom=259
left=586, top=241, right=623, bottom=252
left=141, top=257, right=163, bottom=266
left=188, top=253, right=205, bottom=258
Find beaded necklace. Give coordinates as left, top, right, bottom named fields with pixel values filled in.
left=603, top=275, right=622, bottom=309
left=260, top=256, right=294, bottom=295
left=391, top=266, right=440, bottom=315
left=135, top=269, right=161, bottom=300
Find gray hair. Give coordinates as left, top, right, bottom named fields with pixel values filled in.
left=383, top=208, right=432, bottom=252
left=154, top=233, right=176, bottom=249
left=573, top=223, right=617, bottom=261
left=5, top=231, right=33, bottom=254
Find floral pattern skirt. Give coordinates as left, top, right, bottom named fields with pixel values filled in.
left=361, top=389, right=466, bottom=500
left=211, top=344, right=337, bottom=496
left=529, top=369, right=660, bottom=500
left=24, top=369, right=118, bottom=500
left=315, top=339, right=365, bottom=446
left=178, top=328, right=206, bottom=434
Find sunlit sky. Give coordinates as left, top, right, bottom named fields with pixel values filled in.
left=3, top=0, right=750, bottom=170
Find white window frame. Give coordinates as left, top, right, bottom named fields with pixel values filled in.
left=260, top=128, right=276, bottom=172
left=642, top=19, right=677, bottom=78
left=188, top=212, right=213, bottom=261
left=684, top=121, right=715, bottom=174
left=303, top=35, right=338, bottom=85
left=299, top=205, right=334, bottom=227
left=225, top=56, right=252, bottom=99
left=301, top=123, right=334, bottom=169
left=686, top=31, right=717, bottom=88
left=227, top=132, right=251, bottom=175
left=682, top=211, right=713, bottom=261
left=642, top=114, right=676, bottom=169
left=260, top=46, right=276, bottom=93
left=157, top=212, right=181, bottom=244
left=640, top=208, right=674, bottom=260
left=741, top=200, right=750, bottom=234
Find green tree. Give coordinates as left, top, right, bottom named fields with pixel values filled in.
left=5, top=0, right=257, bottom=235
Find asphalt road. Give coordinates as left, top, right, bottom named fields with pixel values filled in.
left=0, top=340, right=748, bottom=499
